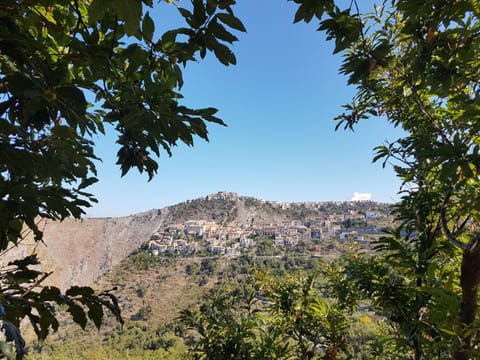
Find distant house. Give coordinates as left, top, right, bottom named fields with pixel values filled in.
left=174, top=239, right=187, bottom=248
left=310, top=228, right=322, bottom=240
left=262, top=225, right=277, bottom=238
left=273, top=238, right=285, bottom=247
left=240, top=237, right=255, bottom=248
left=226, top=247, right=240, bottom=257
left=184, top=220, right=206, bottom=237
left=329, top=225, right=341, bottom=234
left=165, top=225, right=183, bottom=237
left=289, top=226, right=308, bottom=238
left=204, top=221, right=218, bottom=236
left=366, top=211, right=381, bottom=220
left=339, top=231, right=358, bottom=240
left=150, top=244, right=168, bottom=253
left=207, top=238, right=225, bottom=248
left=150, top=233, right=161, bottom=240
left=284, top=237, right=299, bottom=247
left=211, top=246, right=226, bottom=255
left=148, top=239, right=171, bottom=249
left=182, top=242, right=198, bottom=253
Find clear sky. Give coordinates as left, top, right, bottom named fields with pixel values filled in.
left=86, top=0, right=404, bottom=217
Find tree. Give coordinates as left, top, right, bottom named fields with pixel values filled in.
left=180, top=273, right=351, bottom=359
left=0, top=0, right=245, bottom=357
left=292, top=0, right=479, bottom=358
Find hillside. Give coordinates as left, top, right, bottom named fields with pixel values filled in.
left=7, top=209, right=165, bottom=291
left=8, top=192, right=392, bottom=291
left=21, top=192, right=394, bottom=358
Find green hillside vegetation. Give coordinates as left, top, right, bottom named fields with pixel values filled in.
left=29, top=247, right=387, bottom=360
left=24, top=193, right=467, bottom=359
left=165, top=193, right=392, bottom=226
left=167, top=198, right=239, bottom=225
left=20, top=195, right=393, bottom=359
left=28, top=220, right=469, bottom=359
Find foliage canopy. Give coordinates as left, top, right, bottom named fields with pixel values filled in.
left=3, top=0, right=480, bottom=358
left=292, top=0, right=480, bottom=358
left=0, top=0, right=245, bottom=357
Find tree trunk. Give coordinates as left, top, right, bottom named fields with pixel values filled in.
left=453, top=244, right=480, bottom=360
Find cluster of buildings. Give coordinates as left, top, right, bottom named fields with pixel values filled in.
left=147, top=209, right=387, bottom=257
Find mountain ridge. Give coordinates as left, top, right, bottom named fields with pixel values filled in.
left=8, top=191, right=391, bottom=290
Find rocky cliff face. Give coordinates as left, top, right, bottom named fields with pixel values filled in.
left=8, top=208, right=168, bottom=291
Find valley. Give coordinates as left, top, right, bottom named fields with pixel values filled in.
left=22, top=192, right=394, bottom=359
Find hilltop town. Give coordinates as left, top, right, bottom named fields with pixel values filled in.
left=147, top=192, right=394, bottom=257
left=23, top=191, right=395, bottom=291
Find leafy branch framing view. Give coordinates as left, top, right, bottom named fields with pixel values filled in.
left=1, top=0, right=480, bottom=359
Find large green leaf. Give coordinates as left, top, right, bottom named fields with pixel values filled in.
left=217, top=13, right=247, bottom=32
left=142, top=12, right=155, bottom=42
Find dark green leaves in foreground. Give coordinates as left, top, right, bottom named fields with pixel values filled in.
left=0, top=255, right=123, bottom=359
left=318, top=7, right=363, bottom=54
left=291, top=0, right=334, bottom=24
left=181, top=273, right=349, bottom=359
left=0, top=0, right=244, bottom=358
left=292, top=0, right=480, bottom=357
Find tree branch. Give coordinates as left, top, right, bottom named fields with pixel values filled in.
left=441, top=194, right=467, bottom=250
left=455, top=215, right=471, bottom=235
left=408, top=83, right=452, bottom=146
left=21, top=271, right=53, bottom=298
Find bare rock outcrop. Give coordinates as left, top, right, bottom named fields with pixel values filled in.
left=6, top=208, right=167, bottom=291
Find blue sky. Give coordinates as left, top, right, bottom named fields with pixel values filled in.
left=87, top=0, right=404, bottom=217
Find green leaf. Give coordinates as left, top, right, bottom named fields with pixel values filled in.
left=99, top=292, right=124, bottom=325
left=0, top=99, right=13, bottom=116
left=372, top=145, right=390, bottom=166
left=88, top=0, right=110, bottom=24
left=6, top=73, right=36, bottom=98
left=319, top=9, right=363, bottom=54
left=208, top=19, right=238, bottom=44
left=9, top=255, right=39, bottom=269
left=1, top=321, right=26, bottom=357
left=218, top=0, right=236, bottom=11
left=178, top=8, right=193, bottom=26
left=6, top=219, right=23, bottom=247
left=39, top=287, right=62, bottom=302
left=217, top=13, right=247, bottom=32
left=294, top=4, right=313, bottom=23
left=206, top=0, right=217, bottom=15
left=67, top=302, right=88, bottom=329
left=44, top=65, right=69, bottom=87
left=78, top=177, right=98, bottom=190
left=192, top=0, right=207, bottom=28
left=293, top=0, right=333, bottom=24
left=87, top=301, right=104, bottom=329
left=142, top=12, right=155, bottom=41
left=51, top=125, right=76, bottom=139
left=117, top=0, right=142, bottom=36
left=66, top=286, right=95, bottom=298
left=212, top=42, right=237, bottom=65
left=31, top=303, right=59, bottom=340
left=56, top=86, right=88, bottom=123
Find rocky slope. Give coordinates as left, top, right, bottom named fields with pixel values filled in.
left=9, top=209, right=167, bottom=290
left=6, top=192, right=391, bottom=290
